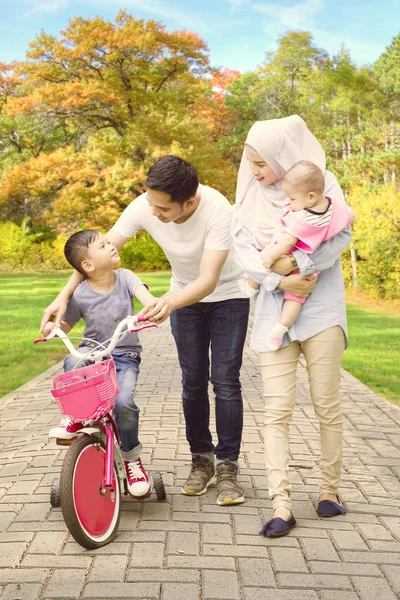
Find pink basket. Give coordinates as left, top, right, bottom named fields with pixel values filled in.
left=51, top=359, right=119, bottom=422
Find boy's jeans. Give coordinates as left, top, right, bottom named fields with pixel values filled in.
left=64, top=348, right=141, bottom=461
left=170, top=298, right=250, bottom=461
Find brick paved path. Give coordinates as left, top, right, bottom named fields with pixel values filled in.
left=1, top=322, right=400, bottom=599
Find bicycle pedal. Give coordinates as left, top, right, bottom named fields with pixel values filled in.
left=56, top=438, right=75, bottom=446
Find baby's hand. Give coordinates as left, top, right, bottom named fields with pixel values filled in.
left=260, top=249, right=274, bottom=269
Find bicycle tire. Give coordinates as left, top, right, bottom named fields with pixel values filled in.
left=50, top=477, right=61, bottom=507
left=152, top=471, right=166, bottom=501
left=60, top=435, right=121, bottom=549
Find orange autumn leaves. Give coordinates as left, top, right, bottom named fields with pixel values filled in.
left=0, top=11, right=230, bottom=231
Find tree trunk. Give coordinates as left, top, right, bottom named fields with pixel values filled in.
left=350, top=242, right=358, bottom=288
left=22, top=198, right=35, bottom=235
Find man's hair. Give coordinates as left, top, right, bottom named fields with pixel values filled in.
left=64, top=230, right=99, bottom=275
left=283, top=160, right=325, bottom=194
left=145, top=155, right=199, bottom=203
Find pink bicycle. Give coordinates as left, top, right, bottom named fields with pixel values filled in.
left=34, top=315, right=166, bottom=549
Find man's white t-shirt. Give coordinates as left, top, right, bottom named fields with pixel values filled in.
left=111, top=185, right=246, bottom=303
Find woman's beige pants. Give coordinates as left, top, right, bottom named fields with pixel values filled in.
left=259, top=326, right=345, bottom=511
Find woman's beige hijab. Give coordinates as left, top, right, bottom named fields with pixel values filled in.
left=233, top=115, right=344, bottom=248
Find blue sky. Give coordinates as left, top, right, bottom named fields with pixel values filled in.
left=0, top=0, right=398, bottom=72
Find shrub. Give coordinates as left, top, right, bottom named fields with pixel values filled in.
left=0, top=223, right=69, bottom=270
left=347, top=185, right=400, bottom=299
left=119, top=233, right=170, bottom=271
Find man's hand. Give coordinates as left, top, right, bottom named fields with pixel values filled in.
left=42, top=321, right=56, bottom=337
left=40, top=295, right=68, bottom=333
left=278, top=273, right=318, bottom=297
left=139, top=294, right=177, bottom=324
left=270, top=255, right=293, bottom=276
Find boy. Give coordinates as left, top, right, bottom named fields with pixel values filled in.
left=45, top=229, right=156, bottom=497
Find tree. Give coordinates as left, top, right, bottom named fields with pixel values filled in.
left=0, top=12, right=231, bottom=231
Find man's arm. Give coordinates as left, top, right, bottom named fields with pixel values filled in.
left=40, top=271, right=84, bottom=332
left=140, top=248, right=229, bottom=324
left=42, top=319, right=74, bottom=336
left=107, top=230, right=131, bottom=250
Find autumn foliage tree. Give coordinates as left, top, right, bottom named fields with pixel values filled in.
left=0, top=11, right=230, bottom=231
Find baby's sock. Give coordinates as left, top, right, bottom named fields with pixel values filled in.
left=267, top=322, right=289, bottom=351
left=238, top=279, right=259, bottom=298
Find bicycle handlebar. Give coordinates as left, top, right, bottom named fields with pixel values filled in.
left=34, top=315, right=157, bottom=361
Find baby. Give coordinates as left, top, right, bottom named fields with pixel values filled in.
left=241, top=161, right=355, bottom=350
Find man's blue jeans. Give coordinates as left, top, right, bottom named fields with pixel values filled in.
left=64, top=349, right=141, bottom=460
left=170, top=298, right=250, bottom=461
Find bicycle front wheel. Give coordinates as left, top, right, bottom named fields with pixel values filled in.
left=60, top=435, right=121, bottom=549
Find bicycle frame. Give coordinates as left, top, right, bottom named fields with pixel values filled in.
left=35, top=314, right=158, bottom=493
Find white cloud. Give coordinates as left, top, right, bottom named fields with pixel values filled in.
left=22, top=0, right=69, bottom=17
left=252, top=0, right=324, bottom=33
left=88, top=0, right=203, bottom=29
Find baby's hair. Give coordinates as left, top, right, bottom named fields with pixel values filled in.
left=64, top=229, right=99, bottom=275
left=283, top=161, right=325, bottom=194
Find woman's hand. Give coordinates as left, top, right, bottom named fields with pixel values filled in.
left=40, top=294, right=68, bottom=332
left=278, top=273, right=318, bottom=297
left=270, top=256, right=293, bottom=276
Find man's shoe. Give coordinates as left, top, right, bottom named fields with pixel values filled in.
left=216, top=459, right=245, bottom=506
left=181, top=455, right=216, bottom=496
left=124, top=458, right=151, bottom=497
left=49, top=417, right=84, bottom=440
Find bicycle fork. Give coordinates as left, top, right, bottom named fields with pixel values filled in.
left=102, top=424, right=115, bottom=492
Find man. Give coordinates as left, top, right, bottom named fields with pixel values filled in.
left=42, top=156, right=250, bottom=506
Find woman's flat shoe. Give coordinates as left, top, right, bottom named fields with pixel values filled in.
left=317, top=499, right=347, bottom=517
left=260, top=514, right=297, bottom=538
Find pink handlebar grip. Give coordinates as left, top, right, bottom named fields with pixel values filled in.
left=33, top=338, right=48, bottom=344
left=129, top=322, right=158, bottom=333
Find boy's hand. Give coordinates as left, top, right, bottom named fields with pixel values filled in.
left=140, top=294, right=177, bottom=324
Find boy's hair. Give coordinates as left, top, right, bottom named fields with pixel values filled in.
left=145, top=155, right=199, bottom=204
left=64, top=230, right=99, bottom=275
left=283, top=160, right=325, bottom=195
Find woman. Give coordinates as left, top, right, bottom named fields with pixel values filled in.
left=233, top=115, right=351, bottom=537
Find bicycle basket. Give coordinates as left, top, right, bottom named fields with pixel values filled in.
left=51, top=359, right=119, bottom=421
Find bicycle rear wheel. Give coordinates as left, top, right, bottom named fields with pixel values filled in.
left=60, top=435, right=121, bottom=549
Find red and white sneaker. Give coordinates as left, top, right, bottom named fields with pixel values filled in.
left=124, top=458, right=151, bottom=497
left=48, top=417, right=84, bottom=440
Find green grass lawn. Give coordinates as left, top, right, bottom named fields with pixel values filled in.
left=343, top=304, right=400, bottom=406
left=1, top=272, right=400, bottom=408
left=0, top=271, right=171, bottom=398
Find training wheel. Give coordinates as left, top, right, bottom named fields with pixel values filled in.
left=50, top=477, right=61, bottom=507
left=152, top=471, right=166, bottom=501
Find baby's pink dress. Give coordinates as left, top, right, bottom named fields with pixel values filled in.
left=270, top=198, right=353, bottom=303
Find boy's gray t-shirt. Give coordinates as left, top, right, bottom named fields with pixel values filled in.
left=63, top=268, right=145, bottom=356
